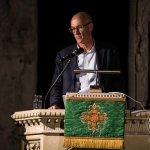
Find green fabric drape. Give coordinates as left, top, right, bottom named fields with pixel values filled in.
left=65, top=99, right=125, bottom=137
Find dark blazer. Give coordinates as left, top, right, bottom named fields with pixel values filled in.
left=49, top=39, right=125, bottom=108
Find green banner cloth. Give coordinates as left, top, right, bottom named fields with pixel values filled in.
left=64, top=99, right=125, bottom=138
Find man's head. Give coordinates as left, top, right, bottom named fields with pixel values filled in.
left=69, top=12, right=93, bottom=46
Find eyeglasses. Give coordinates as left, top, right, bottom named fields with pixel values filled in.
left=68, top=22, right=92, bottom=33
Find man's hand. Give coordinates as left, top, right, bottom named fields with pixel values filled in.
left=48, top=105, right=60, bottom=109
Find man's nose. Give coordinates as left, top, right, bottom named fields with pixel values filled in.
left=74, top=28, right=80, bottom=34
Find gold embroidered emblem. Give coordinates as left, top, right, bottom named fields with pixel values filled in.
left=80, top=103, right=107, bottom=131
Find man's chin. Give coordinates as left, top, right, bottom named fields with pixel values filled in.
left=76, top=39, right=83, bottom=44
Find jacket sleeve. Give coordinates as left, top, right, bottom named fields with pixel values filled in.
left=111, top=48, right=126, bottom=92
left=99, top=42, right=126, bottom=93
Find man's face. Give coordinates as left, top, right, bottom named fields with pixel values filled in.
left=70, top=18, right=93, bottom=44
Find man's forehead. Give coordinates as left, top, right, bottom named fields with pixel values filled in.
left=70, top=17, right=87, bottom=26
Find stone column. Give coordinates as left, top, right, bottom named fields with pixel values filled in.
left=0, top=1, right=38, bottom=150
left=128, top=0, right=150, bottom=110
left=128, top=0, right=137, bottom=109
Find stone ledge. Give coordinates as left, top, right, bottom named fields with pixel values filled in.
left=11, top=109, right=65, bottom=119
left=11, top=109, right=150, bottom=135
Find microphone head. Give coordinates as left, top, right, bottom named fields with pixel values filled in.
left=60, top=48, right=84, bottom=62
left=74, top=48, right=84, bottom=55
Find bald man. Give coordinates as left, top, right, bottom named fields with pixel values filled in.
left=70, top=12, right=94, bottom=52
left=48, top=12, right=125, bottom=109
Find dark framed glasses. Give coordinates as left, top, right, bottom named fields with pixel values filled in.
left=68, top=22, right=92, bottom=33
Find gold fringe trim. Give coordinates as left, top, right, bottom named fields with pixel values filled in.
left=63, top=137, right=124, bottom=149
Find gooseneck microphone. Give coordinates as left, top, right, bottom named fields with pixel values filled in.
left=60, top=48, right=84, bottom=61
left=44, top=48, right=84, bottom=109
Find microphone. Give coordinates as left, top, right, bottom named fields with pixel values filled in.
left=60, top=48, right=84, bottom=61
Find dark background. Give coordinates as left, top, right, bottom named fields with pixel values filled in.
left=37, top=1, right=129, bottom=107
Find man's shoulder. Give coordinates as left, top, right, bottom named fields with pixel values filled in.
left=95, top=39, right=117, bottom=50
left=95, top=40, right=115, bottom=46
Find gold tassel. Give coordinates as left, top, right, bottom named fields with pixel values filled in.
left=63, top=137, right=124, bottom=149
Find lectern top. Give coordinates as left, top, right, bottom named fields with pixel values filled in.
left=65, top=92, right=126, bottom=102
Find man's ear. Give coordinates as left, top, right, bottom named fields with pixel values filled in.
left=89, top=23, right=94, bottom=31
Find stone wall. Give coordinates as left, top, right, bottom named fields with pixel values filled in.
left=0, top=1, right=37, bottom=150
left=128, top=0, right=150, bottom=109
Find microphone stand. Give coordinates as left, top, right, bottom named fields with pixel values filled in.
left=44, top=59, right=71, bottom=109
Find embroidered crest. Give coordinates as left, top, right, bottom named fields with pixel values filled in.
left=80, top=103, right=107, bottom=131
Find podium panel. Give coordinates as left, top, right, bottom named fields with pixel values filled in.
left=63, top=92, right=126, bottom=149
left=11, top=106, right=150, bottom=150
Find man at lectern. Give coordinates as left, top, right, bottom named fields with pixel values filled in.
left=48, top=12, right=125, bottom=109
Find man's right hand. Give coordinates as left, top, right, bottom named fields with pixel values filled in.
left=48, top=105, right=60, bottom=110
